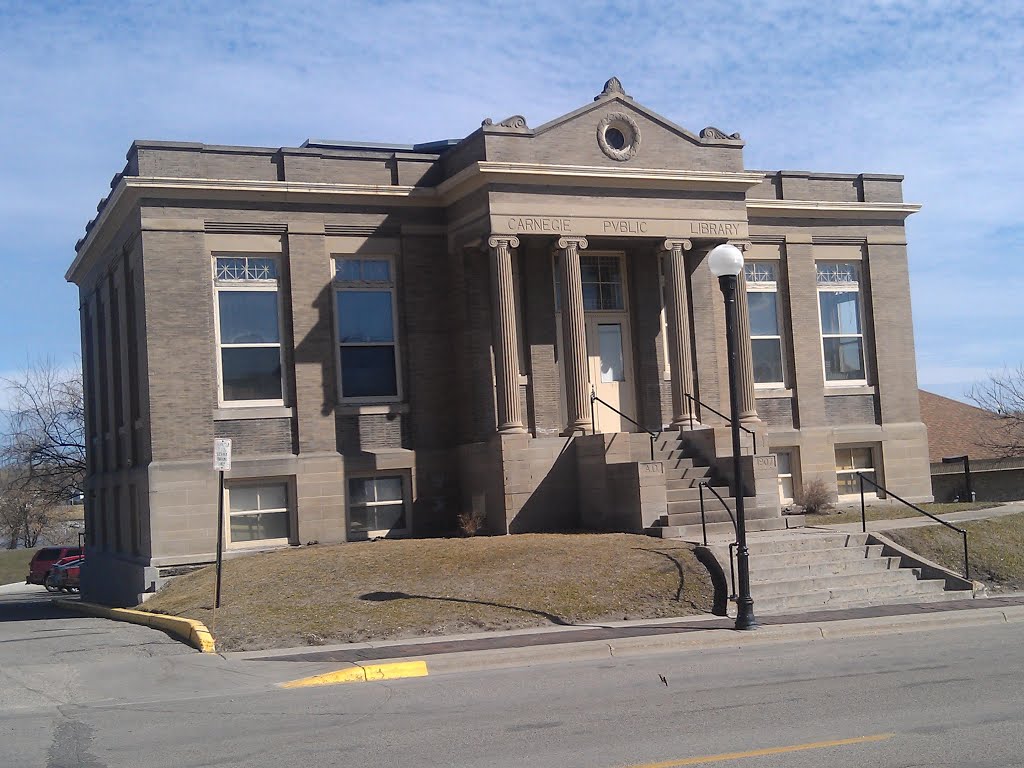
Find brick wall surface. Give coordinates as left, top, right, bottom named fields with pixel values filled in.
left=337, top=413, right=407, bottom=453
left=825, top=394, right=881, bottom=426
left=140, top=228, right=216, bottom=461
left=758, top=396, right=795, bottom=429
left=214, top=419, right=295, bottom=455
left=629, top=247, right=667, bottom=430
left=399, top=234, right=455, bottom=450
left=522, top=240, right=562, bottom=435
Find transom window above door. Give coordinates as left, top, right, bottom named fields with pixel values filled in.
left=555, top=254, right=625, bottom=311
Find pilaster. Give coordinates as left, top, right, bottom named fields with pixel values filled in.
left=286, top=225, right=336, bottom=453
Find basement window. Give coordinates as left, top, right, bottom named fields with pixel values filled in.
left=347, top=475, right=410, bottom=538
left=225, top=480, right=291, bottom=546
left=835, top=446, right=878, bottom=498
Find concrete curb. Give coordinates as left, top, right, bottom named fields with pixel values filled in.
left=347, top=605, right=1024, bottom=680
left=55, top=599, right=216, bottom=653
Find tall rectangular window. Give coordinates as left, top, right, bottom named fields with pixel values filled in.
left=745, top=262, right=785, bottom=387
left=226, top=480, right=290, bottom=545
left=348, top=475, right=408, bottom=536
left=816, top=262, right=866, bottom=383
left=835, top=445, right=877, bottom=497
left=214, top=256, right=283, bottom=404
left=334, top=257, right=399, bottom=400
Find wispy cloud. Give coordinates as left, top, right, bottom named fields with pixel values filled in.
left=0, top=0, right=1021, bottom=402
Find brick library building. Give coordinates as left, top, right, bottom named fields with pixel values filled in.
left=68, top=79, right=932, bottom=604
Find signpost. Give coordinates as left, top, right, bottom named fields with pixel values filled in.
left=213, top=438, right=232, bottom=609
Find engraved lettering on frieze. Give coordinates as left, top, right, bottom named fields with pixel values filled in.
left=690, top=221, right=742, bottom=237
left=641, top=462, right=664, bottom=474
left=603, top=219, right=649, bottom=234
left=754, top=455, right=778, bottom=470
left=506, top=217, right=573, bottom=233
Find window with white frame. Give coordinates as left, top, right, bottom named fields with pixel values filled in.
left=816, top=262, right=866, bottom=383
left=226, top=480, right=290, bottom=545
left=214, top=256, right=283, bottom=404
left=745, top=262, right=785, bottom=387
left=776, top=449, right=796, bottom=504
left=334, top=257, right=399, bottom=400
left=348, top=475, right=408, bottom=536
left=835, top=446, right=877, bottom=497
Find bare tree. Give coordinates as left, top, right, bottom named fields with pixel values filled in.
left=0, top=473, right=59, bottom=549
left=968, top=366, right=1024, bottom=458
left=1, top=360, right=86, bottom=508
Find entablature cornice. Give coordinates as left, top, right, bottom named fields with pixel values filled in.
left=437, top=161, right=766, bottom=202
left=745, top=199, right=922, bottom=220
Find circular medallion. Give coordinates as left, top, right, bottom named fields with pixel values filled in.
left=597, top=112, right=640, bottom=161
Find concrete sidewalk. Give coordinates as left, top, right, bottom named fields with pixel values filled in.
left=232, top=593, right=1024, bottom=676
left=814, top=500, right=1024, bottom=534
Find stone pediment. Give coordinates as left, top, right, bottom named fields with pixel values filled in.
left=533, top=78, right=741, bottom=147
left=480, top=78, right=744, bottom=173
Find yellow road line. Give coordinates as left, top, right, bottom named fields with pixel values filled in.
left=279, top=660, right=429, bottom=689
left=624, top=733, right=895, bottom=767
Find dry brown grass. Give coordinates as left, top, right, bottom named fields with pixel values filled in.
left=886, top=512, right=1024, bottom=590
left=141, top=533, right=713, bottom=652
left=0, top=549, right=34, bottom=585
left=805, top=501, right=997, bottom=527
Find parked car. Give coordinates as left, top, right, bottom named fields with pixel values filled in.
left=45, top=558, right=83, bottom=593
left=26, top=547, right=83, bottom=587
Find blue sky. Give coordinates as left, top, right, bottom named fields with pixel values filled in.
left=1, top=0, right=1021, bottom=403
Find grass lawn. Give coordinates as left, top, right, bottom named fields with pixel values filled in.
left=142, top=533, right=714, bottom=652
left=0, top=549, right=34, bottom=586
left=885, top=512, right=1024, bottom=590
left=805, top=501, right=997, bottom=527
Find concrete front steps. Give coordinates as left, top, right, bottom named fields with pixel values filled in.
left=705, top=530, right=974, bottom=615
left=645, top=432, right=781, bottom=539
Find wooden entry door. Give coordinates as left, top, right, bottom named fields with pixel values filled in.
left=587, top=314, right=635, bottom=433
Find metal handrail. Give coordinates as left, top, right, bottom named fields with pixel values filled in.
left=683, top=392, right=758, bottom=454
left=589, top=389, right=659, bottom=461
left=858, top=473, right=971, bottom=580
left=699, top=481, right=739, bottom=601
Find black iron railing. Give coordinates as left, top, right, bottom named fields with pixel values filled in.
left=858, top=472, right=971, bottom=580
left=699, top=481, right=739, bottom=602
left=589, top=389, right=659, bottom=460
left=683, top=392, right=758, bottom=455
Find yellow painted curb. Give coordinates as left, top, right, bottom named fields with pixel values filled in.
left=279, top=660, right=429, bottom=689
left=55, top=599, right=216, bottom=653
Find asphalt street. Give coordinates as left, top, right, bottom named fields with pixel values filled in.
left=1, top=584, right=1023, bottom=767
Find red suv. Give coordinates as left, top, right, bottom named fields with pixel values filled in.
left=26, top=547, right=83, bottom=586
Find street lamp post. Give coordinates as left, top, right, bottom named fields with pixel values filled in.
left=708, top=243, right=757, bottom=631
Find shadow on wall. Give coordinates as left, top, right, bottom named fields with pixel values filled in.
left=509, top=439, right=578, bottom=534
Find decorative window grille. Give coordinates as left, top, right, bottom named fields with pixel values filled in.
left=213, top=255, right=283, bottom=404
left=816, top=262, right=866, bottom=383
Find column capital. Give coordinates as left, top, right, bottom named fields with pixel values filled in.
left=556, top=236, right=589, bottom=251
left=661, top=238, right=693, bottom=253
left=729, top=240, right=753, bottom=252
left=487, top=235, right=520, bottom=250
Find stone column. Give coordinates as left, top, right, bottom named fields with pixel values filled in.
left=732, top=241, right=762, bottom=428
left=488, top=236, right=526, bottom=434
left=662, top=239, right=699, bottom=429
left=556, top=236, right=590, bottom=435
